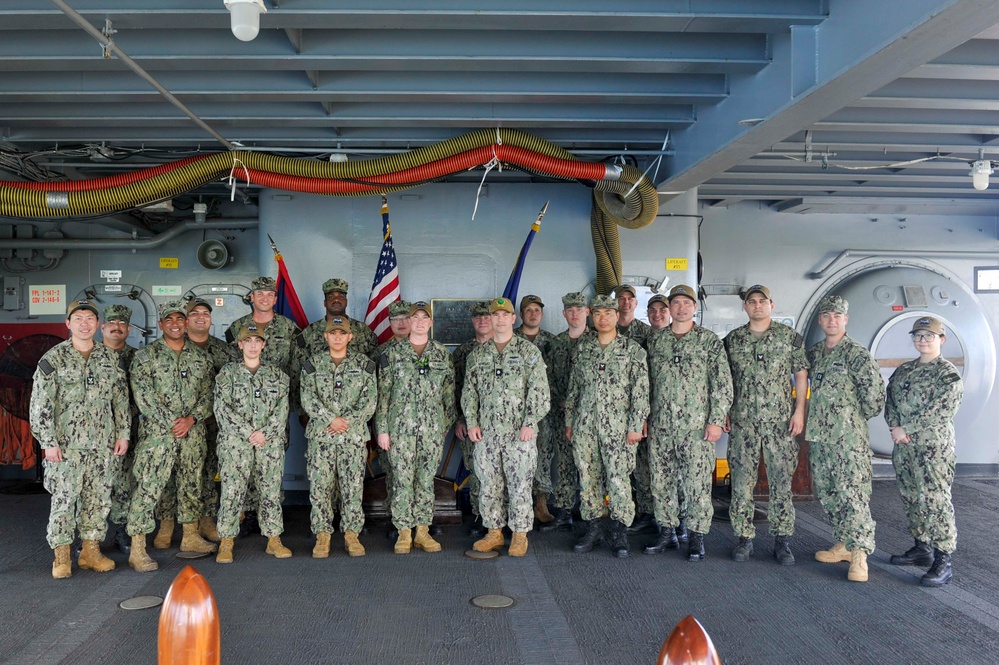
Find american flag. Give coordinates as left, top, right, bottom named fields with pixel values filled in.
left=364, top=196, right=401, bottom=343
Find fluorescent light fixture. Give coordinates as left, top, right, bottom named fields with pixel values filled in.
left=224, top=0, right=267, bottom=42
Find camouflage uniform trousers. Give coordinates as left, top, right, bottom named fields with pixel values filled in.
left=532, top=415, right=555, bottom=496
left=387, top=430, right=443, bottom=529
left=127, top=427, right=207, bottom=535
left=43, top=447, right=116, bottom=548
left=649, top=426, right=715, bottom=534
left=108, top=445, right=135, bottom=526
left=893, top=433, right=957, bottom=553
left=550, top=414, right=578, bottom=510
left=809, top=438, right=876, bottom=553
left=632, top=436, right=654, bottom=515
left=728, top=421, right=798, bottom=538
left=307, top=437, right=366, bottom=534
left=155, top=420, right=221, bottom=522
left=216, top=439, right=286, bottom=539
left=473, top=432, right=537, bottom=533
left=458, top=436, right=481, bottom=516
left=573, top=430, right=637, bottom=525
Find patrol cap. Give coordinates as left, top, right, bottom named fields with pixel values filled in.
left=409, top=300, right=432, bottom=317
left=562, top=292, right=587, bottom=308
left=667, top=285, right=697, bottom=303
left=470, top=301, right=491, bottom=317
left=910, top=316, right=945, bottom=335
left=103, top=304, right=132, bottom=324
left=250, top=276, right=277, bottom=292
left=614, top=284, right=637, bottom=298
left=323, top=278, right=349, bottom=295
left=647, top=294, right=668, bottom=308
left=158, top=300, right=187, bottom=320
left=818, top=295, right=849, bottom=314
left=519, top=294, right=544, bottom=311
left=67, top=299, right=99, bottom=319
left=743, top=284, right=772, bottom=301
left=590, top=294, right=618, bottom=311
left=388, top=300, right=411, bottom=317
left=237, top=324, right=267, bottom=342
left=186, top=297, right=213, bottom=315
left=490, top=297, right=515, bottom=314
left=325, top=316, right=352, bottom=334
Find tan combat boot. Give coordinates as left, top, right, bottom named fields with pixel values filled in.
left=129, top=535, right=158, bottom=572
left=52, top=544, right=72, bottom=579
left=414, top=525, right=442, bottom=553
left=394, top=528, right=412, bottom=555
left=815, top=541, right=851, bottom=563
left=216, top=538, right=234, bottom=564
left=313, top=532, right=331, bottom=558
left=534, top=493, right=554, bottom=524
left=198, top=516, right=221, bottom=543
left=508, top=532, right=529, bottom=557
left=78, top=540, right=115, bottom=572
left=473, top=528, right=505, bottom=553
left=152, top=519, right=175, bottom=549
left=344, top=531, right=366, bottom=557
left=180, top=522, right=218, bottom=553
left=848, top=550, right=869, bottom=582
left=265, top=536, right=292, bottom=558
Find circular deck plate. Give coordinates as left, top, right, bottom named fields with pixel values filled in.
left=176, top=551, right=212, bottom=559
left=119, top=595, right=163, bottom=611
left=471, top=594, right=514, bottom=609
left=464, top=549, right=500, bottom=560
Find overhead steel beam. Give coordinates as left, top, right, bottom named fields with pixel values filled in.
left=658, top=0, right=999, bottom=194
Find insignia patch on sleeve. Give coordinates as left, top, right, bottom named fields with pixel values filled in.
left=297, top=334, right=307, bottom=348
left=364, top=359, right=376, bottom=374
left=303, top=358, right=316, bottom=375
left=224, top=327, right=235, bottom=343
left=38, top=359, right=55, bottom=375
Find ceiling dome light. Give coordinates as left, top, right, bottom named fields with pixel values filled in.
left=970, top=159, right=993, bottom=191
left=225, top=0, right=267, bottom=42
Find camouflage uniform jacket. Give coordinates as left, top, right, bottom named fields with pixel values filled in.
left=647, top=325, right=733, bottom=431
left=452, top=338, right=484, bottom=425
left=549, top=329, right=591, bottom=412
left=885, top=356, right=962, bottom=442
left=106, top=343, right=139, bottom=417
left=370, top=337, right=404, bottom=365
left=375, top=340, right=456, bottom=439
left=300, top=315, right=378, bottom=358
left=565, top=334, right=649, bottom=435
left=461, top=336, right=550, bottom=434
left=130, top=339, right=214, bottom=434
left=226, top=313, right=302, bottom=377
left=724, top=322, right=808, bottom=426
left=30, top=340, right=130, bottom=450
left=192, top=335, right=239, bottom=375
left=214, top=362, right=290, bottom=444
left=805, top=336, right=886, bottom=442
left=300, top=351, right=377, bottom=443
left=618, top=318, right=652, bottom=348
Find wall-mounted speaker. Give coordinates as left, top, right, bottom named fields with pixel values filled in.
left=196, top=240, right=230, bottom=270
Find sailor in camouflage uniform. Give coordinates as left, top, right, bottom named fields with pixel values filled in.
left=102, top=304, right=140, bottom=556
left=615, top=284, right=652, bottom=348
left=30, top=299, right=130, bottom=579
left=376, top=302, right=456, bottom=554
left=724, top=285, right=808, bottom=566
left=300, top=316, right=377, bottom=558
left=539, top=292, right=590, bottom=534
left=300, top=278, right=378, bottom=358
left=214, top=324, right=292, bottom=564
left=452, top=301, right=493, bottom=535
left=513, top=294, right=558, bottom=525
left=126, top=301, right=216, bottom=573
left=885, top=315, right=963, bottom=587
left=643, top=285, right=732, bottom=561
left=462, top=297, right=550, bottom=557
left=806, top=295, right=886, bottom=583
left=566, top=295, right=649, bottom=558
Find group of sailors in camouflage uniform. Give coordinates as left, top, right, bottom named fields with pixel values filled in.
left=31, top=276, right=962, bottom=588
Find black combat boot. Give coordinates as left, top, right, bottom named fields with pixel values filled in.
left=573, top=519, right=605, bottom=554
left=731, top=536, right=753, bottom=562
left=921, top=550, right=953, bottom=587
left=643, top=526, right=679, bottom=554
left=610, top=520, right=630, bottom=558
left=890, top=539, right=934, bottom=567
left=627, top=513, right=657, bottom=534
left=687, top=531, right=705, bottom=561
left=468, top=514, right=486, bottom=538
left=540, top=508, right=573, bottom=533
left=774, top=535, right=795, bottom=566
left=386, top=527, right=399, bottom=541
left=113, top=523, right=131, bottom=556
left=676, top=518, right=689, bottom=544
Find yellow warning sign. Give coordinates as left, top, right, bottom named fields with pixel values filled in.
left=159, top=257, right=179, bottom=269
left=665, top=258, right=688, bottom=271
